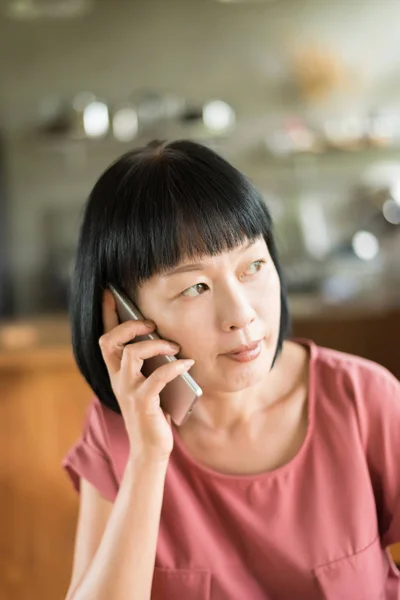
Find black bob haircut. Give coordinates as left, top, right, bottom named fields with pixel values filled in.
left=70, top=139, right=291, bottom=414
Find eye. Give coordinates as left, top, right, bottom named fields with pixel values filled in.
left=181, top=283, right=209, bottom=297
left=241, top=259, right=266, bottom=279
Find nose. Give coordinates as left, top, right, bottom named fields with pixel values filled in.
left=218, top=287, right=256, bottom=333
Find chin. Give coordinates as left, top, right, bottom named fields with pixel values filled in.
left=225, top=365, right=267, bottom=392
left=208, top=356, right=273, bottom=394
left=194, top=337, right=278, bottom=393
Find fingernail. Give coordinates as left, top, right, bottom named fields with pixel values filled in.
left=169, top=342, right=180, bottom=351
left=144, top=320, right=156, bottom=329
left=181, top=359, right=195, bottom=369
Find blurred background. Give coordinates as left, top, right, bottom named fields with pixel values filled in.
left=0, top=0, right=399, bottom=598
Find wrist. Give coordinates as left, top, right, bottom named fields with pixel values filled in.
left=127, top=451, right=170, bottom=473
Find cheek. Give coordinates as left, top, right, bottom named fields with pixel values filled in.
left=256, top=271, right=281, bottom=318
left=177, top=313, right=215, bottom=359
left=271, top=274, right=281, bottom=307
left=156, top=308, right=213, bottom=359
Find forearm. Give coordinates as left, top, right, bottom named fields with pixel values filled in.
left=68, top=456, right=168, bottom=600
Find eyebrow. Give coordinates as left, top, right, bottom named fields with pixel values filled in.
left=162, top=239, right=257, bottom=278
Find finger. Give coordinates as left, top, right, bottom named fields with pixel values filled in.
left=120, top=339, right=180, bottom=380
left=138, top=359, right=195, bottom=404
left=99, top=319, right=157, bottom=376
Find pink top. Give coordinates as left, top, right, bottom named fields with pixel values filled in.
left=62, top=339, right=400, bottom=599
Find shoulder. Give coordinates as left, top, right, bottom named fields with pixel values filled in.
left=309, top=340, right=400, bottom=441
left=312, top=341, right=398, bottom=395
left=88, top=396, right=123, bottom=432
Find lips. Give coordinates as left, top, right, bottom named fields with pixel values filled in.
left=227, top=339, right=263, bottom=355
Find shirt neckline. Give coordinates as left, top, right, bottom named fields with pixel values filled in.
left=171, top=338, right=317, bottom=482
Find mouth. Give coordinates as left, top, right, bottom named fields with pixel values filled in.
left=223, top=338, right=264, bottom=363
left=227, top=339, right=263, bottom=354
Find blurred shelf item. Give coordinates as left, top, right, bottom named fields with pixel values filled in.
left=263, top=145, right=400, bottom=169
left=30, top=91, right=236, bottom=153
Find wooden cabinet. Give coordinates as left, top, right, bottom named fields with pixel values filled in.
left=0, top=348, right=91, bottom=600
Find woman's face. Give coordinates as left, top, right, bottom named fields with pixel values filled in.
left=135, top=236, right=281, bottom=394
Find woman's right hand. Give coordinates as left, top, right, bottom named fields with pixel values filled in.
left=99, top=289, right=195, bottom=464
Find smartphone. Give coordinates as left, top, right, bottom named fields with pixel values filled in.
left=107, top=284, right=202, bottom=427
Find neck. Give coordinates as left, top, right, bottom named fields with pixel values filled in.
left=186, top=342, right=295, bottom=433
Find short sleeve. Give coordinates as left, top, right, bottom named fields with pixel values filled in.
left=355, top=363, right=400, bottom=548
left=62, top=397, right=118, bottom=502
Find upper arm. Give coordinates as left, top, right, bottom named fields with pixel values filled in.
left=61, top=397, right=120, bottom=596
left=62, top=397, right=119, bottom=503
left=66, top=478, right=113, bottom=599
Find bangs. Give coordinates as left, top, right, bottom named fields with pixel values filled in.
left=102, top=142, right=271, bottom=294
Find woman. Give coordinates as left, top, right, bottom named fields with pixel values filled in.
left=62, top=140, right=400, bottom=600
